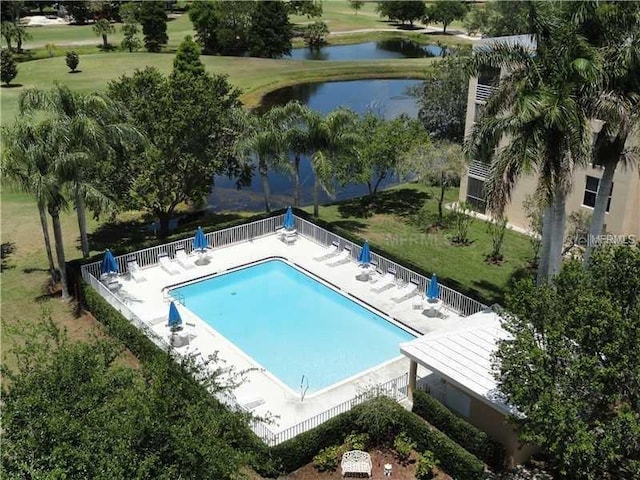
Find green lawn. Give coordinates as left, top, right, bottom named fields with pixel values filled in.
left=1, top=54, right=431, bottom=124
left=305, top=183, right=534, bottom=305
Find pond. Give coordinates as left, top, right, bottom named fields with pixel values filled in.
left=287, top=39, right=445, bottom=61
left=211, top=79, right=423, bottom=212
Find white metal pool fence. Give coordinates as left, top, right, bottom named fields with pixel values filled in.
left=80, top=213, right=487, bottom=446
left=81, top=213, right=487, bottom=316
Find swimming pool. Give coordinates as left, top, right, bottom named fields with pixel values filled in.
left=170, top=259, right=415, bottom=393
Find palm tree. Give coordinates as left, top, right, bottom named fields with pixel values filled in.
left=270, top=102, right=312, bottom=207
left=570, top=2, right=640, bottom=266
left=2, top=121, right=57, bottom=281
left=305, top=108, right=359, bottom=217
left=2, top=120, right=71, bottom=299
left=19, top=84, right=137, bottom=258
left=235, top=110, right=287, bottom=213
left=465, top=20, right=599, bottom=284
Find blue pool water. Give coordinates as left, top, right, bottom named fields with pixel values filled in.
left=170, top=259, right=414, bottom=393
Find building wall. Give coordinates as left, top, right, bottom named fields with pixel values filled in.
left=460, top=50, right=640, bottom=238
left=440, top=381, right=537, bottom=467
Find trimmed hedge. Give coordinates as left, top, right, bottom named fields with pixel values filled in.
left=413, top=390, right=506, bottom=469
left=267, top=397, right=485, bottom=480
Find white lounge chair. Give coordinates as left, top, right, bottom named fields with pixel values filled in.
left=313, top=241, right=340, bottom=261
left=391, top=280, right=420, bottom=303
left=341, top=450, right=372, bottom=478
left=371, top=270, right=397, bottom=293
left=280, top=229, right=298, bottom=245
left=158, top=254, right=181, bottom=275
left=127, top=260, right=147, bottom=283
left=326, top=247, right=352, bottom=267
left=175, top=248, right=195, bottom=270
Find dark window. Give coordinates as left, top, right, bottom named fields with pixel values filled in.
left=473, top=103, right=484, bottom=122
left=582, top=175, right=613, bottom=212
left=466, top=177, right=487, bottom=213
left=478, top=66, right=500, bottom=87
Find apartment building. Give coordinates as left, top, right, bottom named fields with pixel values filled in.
left=459, top=35, right=640, bottom=238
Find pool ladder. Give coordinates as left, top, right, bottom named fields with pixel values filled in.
left=300, top=374, right=309, bottom=402
left=165, top=291, right=186, bottom=306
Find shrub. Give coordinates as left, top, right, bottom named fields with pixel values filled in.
left=412, top=390, right=505, bottom=468
left=1, top=48, right=17, bottom=85
left=451, top=202, right=474, bottom=245
left=394, top=432, right=416, bottom=462
left=313, top=445, right=341, bottom=472
left=415, top=450, right=439, bottom=479
left=344, top=432, right=370, bottom=451
left=352, top=395, right=403, bottom=446
left=65, top=51, right=79, bottom=72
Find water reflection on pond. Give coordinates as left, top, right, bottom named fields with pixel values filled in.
left=287, top=39, right=445, bottom=61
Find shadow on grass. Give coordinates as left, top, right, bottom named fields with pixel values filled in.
left=23, top=267, right=49, bottom=274
left=87, top=211, right=245, bottom=252
left=336, top=188, right=432, bottom=219
left=331, top=219, right=368, bottom=235
left=1, top=83, right=23, bottom=88
left=1, top=242, right=16, bottom=272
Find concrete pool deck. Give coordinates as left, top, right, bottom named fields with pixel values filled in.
left=103, top=233, right=470, bottom=435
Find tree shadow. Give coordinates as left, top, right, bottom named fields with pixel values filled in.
left=88, top=210, right=245, bottom=252
left=23, top=267, right=49, bottom=274
left=336, top=188, right=432, bottom=219
left=69, top=70, right=83, bottom=74
left=331, top=220, right=368, bottom=235
left=1, top=83, right=24, bottom=88
left=393, top=23, right=425, bottom=31
left=1, top=242, right=16, bottom=272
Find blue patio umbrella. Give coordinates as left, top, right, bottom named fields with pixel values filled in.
left=427, top=273, right=439, bottom=301
left=283, top=206, right=295, bottom=230
left=358, top=240, right=371, bottom=267
left=101, top=249, right=119, bottom=275
left=192, top=226, right=209, bottom=252
left=168, top=301, right=182, bottom=330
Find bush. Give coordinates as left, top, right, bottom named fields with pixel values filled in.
left=415, top=450, right=439, bottom=479
left=352, top=395, right=404, bottom=446
left=65, top=51, right=79, bottom=72
left=313, top=445, right=341, bottom=472
left=412, top=390, right=505, bottom=468
left=394, top=432, right=416, bottom=462
left=1, top=48, right=17, bottom=85
left=344, top=432, right=370, bottom=451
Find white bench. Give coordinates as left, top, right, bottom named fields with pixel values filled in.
left=341, top=450, right=372, bottom=478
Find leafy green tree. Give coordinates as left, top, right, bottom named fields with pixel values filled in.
left=107, top=67, right=247, bottom=237
left=464, top=17, right=599, bottom=284
left=286, top=0, right=322, bottom=18
left=0, top=48, right=17, bottom=85
left=376, top=1, right=425, bottom=26
left=302, top=20, right=329, bottom=49
left=65, top=50, right=79, bottom=72
left=247, top=0, right=292, bottom=58
left=188, top=0, right=219, bottom=53
left=139, top=0, right=168, bottom=53
left=348, top=0, right=365, bottom=16
left=424, top=0, right=468, bottom=34
left=463, top=1, right=535, bottom=38
left=119, top=1, right=142, bottom=52
left=496, top=245, right=640, bottom=479
left=93, top=18, right=115, bottom=49
left=1, top=20, right=30, bottom=52
left=172, top=36, right=205, bottom=78
left=0, top=0, right=25, bottom=22
left=400, top=140, right=465, bottom=227
left=1, top=21, right=15, bottom=50
left=63, top=0, right=92, bottom=24
left=0, top=318, right=258, bottom=479
left=350, top=114, right=424, bottom=197
left=411, top=54, right=469, bottom=143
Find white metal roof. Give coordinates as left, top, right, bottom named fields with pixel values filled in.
left=400, top=310, right=518, bottom=415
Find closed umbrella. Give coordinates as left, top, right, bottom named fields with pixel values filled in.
left=283, top=206, right=295, bottom=230
left=101, top=249, right=119, bottom=276
left=427, top=274, right=439, bottom=301
left=168, top=301, right=182, bottom=331
left=358, top=241, right=371, bottom=267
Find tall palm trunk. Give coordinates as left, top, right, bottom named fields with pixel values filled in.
left=313, top=176, right=319, bottom=217
left=547, top=185, right=568, bottom=281
left=259, top=159, right=271, bottom=213
left=583, top=160, right=617, bottom=267
left=48, top=203, right=70, bottom=300
left=537, top=205, right=553, bottom=286
left=76, top=189, right=90, bottom=258
left=38, top=199, right=57, bottom=280
left=293, top=155, right=301, bottom=207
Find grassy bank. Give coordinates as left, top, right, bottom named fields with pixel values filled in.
left=1, top=54, right=431, bottom=123
left=304, top=184, right=533, bottom=304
